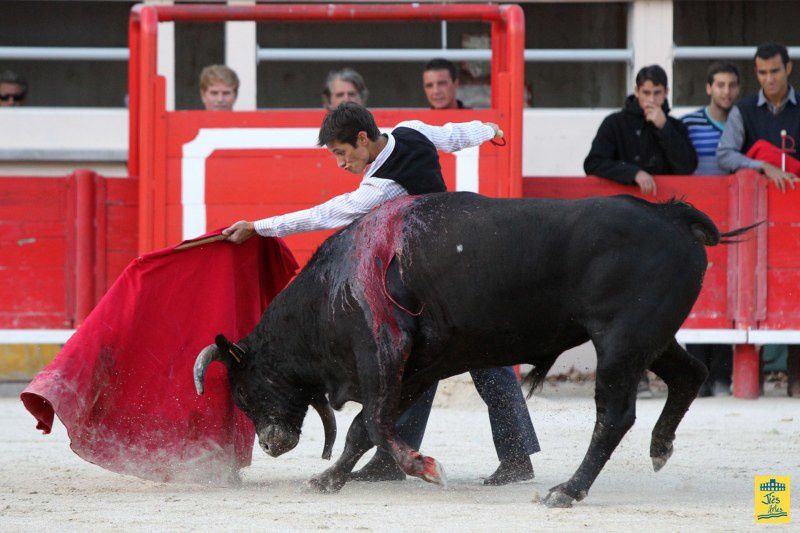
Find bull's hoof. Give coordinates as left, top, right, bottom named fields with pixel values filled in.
left=650, top=439, right=674, bottom=472
left=349, top=455, right=406, bottom=482
left=543, top=489, right=574, bottom=508
left=307, top=471, right=347, bottom=494
left=419, top=457, right=448, bottom=488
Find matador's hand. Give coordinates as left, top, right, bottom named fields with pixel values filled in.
left=223, top=220, right=256, bottom=244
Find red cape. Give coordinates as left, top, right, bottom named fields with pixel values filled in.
left=21, top=232, right=298, bottom=483
left=746, top=139, right=800, bottom=174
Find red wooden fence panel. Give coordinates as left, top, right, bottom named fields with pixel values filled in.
left=0, top=173, right=138, bottom=329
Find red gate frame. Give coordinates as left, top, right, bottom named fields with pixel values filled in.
left=128, top=3, right=525, bottom=256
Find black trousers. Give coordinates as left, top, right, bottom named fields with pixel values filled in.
left=373, top=366, right=540, bottom=463
left=685, top=344, right=733, bottom=386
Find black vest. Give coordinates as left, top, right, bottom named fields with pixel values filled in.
left=371, top=127, right=447, bottom=194
left=738, top=89, right=800, bottom=153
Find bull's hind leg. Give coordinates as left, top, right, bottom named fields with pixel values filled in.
left=543, top=338, right=644, bottom=508
left=648, top=338, right=708, bottom=471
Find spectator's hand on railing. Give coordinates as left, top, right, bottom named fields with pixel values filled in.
left=762, top=162, right=799, bottom=193
left=223, top=220, right=256, bottom=243
left=634, top=170, right=657, bottom=196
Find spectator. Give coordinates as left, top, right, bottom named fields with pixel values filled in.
left=199, top=65, right=238, bottom=111
left=717, top=42, right=799, bottom=188
left=0, top=70, right=27, bottom=107
left=682, top=63, right=741, bottom=175
left=584, top=65, right=698, bottom=196
left=422, top=58, right=465, bottom=109
left=716, top=42, right=800, bottom=398
left=680, top=62, right=741, bottom=397
left=322, top=68, right=368, bottom=110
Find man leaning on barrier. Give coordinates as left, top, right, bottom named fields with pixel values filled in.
left=717, top=42, right=800, bottom=398
left=584, top=64, right=698, bottom=197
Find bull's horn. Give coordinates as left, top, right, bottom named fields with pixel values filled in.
left=312, top=399, right=337, bottom=460
left=193, top=344, right=221, bottom=396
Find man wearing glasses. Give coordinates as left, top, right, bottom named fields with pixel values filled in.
left=0, top=71, right=27, bottom=107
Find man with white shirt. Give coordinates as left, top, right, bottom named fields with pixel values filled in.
left=223, top=102, right=501, bottom=240
left=224, top=102, right=541, bottom=484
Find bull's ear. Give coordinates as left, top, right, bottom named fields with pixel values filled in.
left=215, top=334, right=246, bottom=364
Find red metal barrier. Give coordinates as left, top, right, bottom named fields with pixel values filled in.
left=2, top=169, right=797, bottom=397
left=0, top=173, right=138, bottom=329
left=729, top=171, right=767, bottom=398
left=128, top=3, right=525, bottom=258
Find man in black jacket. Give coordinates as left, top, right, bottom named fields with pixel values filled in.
left=584, top=65, right=698, bottom=196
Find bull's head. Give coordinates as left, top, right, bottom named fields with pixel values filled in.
left=193, top=334, right=336, bottom=460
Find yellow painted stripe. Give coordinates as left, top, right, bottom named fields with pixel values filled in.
left=0, top=344, right=60, bottom=380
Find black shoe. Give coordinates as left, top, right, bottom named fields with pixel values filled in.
left=483, top=455, right=534, bottom=486
left=349, top=454, right=406, bottom=482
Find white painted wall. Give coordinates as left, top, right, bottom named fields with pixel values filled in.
left=0, top=108, right=128, bottom=176
left=0, top=106, right=703, bottom=178
left=522, top=106, right=696, bottom=175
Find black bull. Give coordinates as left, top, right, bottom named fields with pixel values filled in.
left=194, top=192, right=747, bottom=507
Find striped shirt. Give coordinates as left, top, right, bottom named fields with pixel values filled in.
left=681, top=107, right=726, bottom=175
left=253, top=120, right=495, bottom=237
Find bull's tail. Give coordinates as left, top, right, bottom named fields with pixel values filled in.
left=718, top=222, right=763, bottom=244
left=655, top=197, right=761, bottom=246
left=655, top=198, right=721, bottom=245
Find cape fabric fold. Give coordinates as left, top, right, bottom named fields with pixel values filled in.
left=21, top=232, right=298, bottom=483
left=746, top=139, right=800, bottom=174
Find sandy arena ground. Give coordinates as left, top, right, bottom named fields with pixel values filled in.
left=1, top=378, right=797, bottom=531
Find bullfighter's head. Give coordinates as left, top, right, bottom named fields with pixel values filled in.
left=193, top=334, right=336, bottom=460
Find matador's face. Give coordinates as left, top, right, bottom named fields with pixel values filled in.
left=327, top=132, right=372, bottom=175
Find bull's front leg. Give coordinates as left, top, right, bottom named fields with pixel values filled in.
left=308, top=411, right=373, bottom=493
left=356, top=345, right=447, bottom=487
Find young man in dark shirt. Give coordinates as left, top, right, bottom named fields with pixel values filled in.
left=584, top=65, right=698, bottom=196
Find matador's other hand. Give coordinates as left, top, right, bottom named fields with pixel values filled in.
left=486, top=122, right=504, bottom=140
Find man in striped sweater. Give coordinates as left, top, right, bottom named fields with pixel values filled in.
left=681, top=63, right=741, bottom=176
left=680, top=62, right=740, bottom=396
